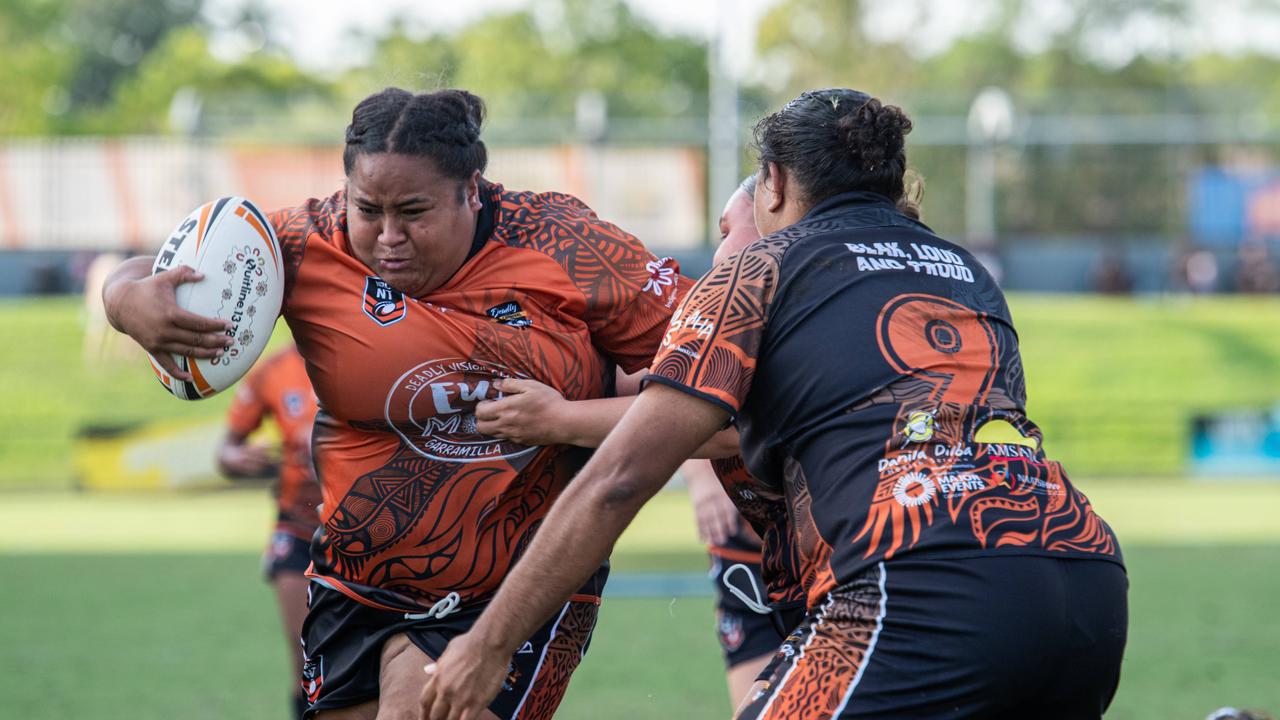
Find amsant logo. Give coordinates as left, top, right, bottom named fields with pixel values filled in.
left=385, top=358, right=537, bottom=464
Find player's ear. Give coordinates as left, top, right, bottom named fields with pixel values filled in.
left=463, top=170, right=482, bottom=212
left=762, top=163, right=786, bottom=213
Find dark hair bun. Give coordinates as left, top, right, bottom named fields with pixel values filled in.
left=837, top=99, right=912, bottom=172
left=752, top=88, right=921, bottom=211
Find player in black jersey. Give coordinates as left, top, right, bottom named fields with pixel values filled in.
left=422, top=90, right=1127, bottom=720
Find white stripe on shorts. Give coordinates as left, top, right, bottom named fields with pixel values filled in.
left=831, top=561, right=888, bottom=717
left=510, top=600, right=572, bottom=719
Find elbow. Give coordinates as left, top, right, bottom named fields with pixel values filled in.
left=697, top=428, right=741, bottom=459
left=592, top=466, right=661, bottom=515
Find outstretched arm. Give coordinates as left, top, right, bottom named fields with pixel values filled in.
left=419, top=383, right=728, bottom=720
left=216, top=431, right=277, bottom=479
left=101, top=256, right=232, bottom=380
left=474, top=377, right=740, bottom=458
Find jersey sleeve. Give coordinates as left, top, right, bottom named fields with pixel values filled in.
left=225, top=368, right=268, bottom=437
left=267, top=191, right=344, bottom=308
left=644, top=238, right=787, bottom=416
left=515, top=192, right=694, bottom=373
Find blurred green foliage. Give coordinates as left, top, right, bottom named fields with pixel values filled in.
left=6, top=0, right=1280, bottom=240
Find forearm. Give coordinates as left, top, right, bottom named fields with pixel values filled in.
left=101, top=257, right=152, bottom=333
left=553, top=396, right=634, bottom=447
left=558, top=397, right=739, bottom=458
left=466, top=385, right=723, bottom=656
left=468, top=462, right=656, bottom=656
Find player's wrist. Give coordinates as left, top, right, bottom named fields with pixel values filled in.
left=546, top=399, right=581, bottom=446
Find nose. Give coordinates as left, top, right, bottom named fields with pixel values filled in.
left=379, top=215, right=407, bottom=246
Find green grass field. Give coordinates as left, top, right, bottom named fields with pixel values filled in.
left=4, top=294, right=1280, bottom=487
left=2, top=486, right=1279, bottom=719
left=2, top=295, right=1280, bottom=717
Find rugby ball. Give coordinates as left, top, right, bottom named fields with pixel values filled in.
left=148, top=196, right=284, bottom=400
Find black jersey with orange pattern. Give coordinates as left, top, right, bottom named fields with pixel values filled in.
left=265, top=181, right=690, bottom=612
left=649, top=191, right=1121, bottom=609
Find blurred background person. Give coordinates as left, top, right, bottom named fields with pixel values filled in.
left=1089, top=248, right=1135, bottom=295
left=1170, top=243, right=1221, bottom=294
left=1233, top=240, right=1280, bottom=293
left=216, top=343, right=321, bottom=720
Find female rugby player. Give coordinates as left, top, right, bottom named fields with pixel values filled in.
left=421, top=89, right=1128, bottom=720
left=103, top=87, right=691, bottom=720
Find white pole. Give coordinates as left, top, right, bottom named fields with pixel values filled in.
left=707, top=0, right=740, bottom=248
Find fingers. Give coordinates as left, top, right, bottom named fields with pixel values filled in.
left=152, top=351, right=192, bottom=382
left=474, top=418, right=501, bottom=439
left=170, top=306, right=234, bottom=336
left=474, top=400, right=500, bottom=422
left=709, top=510, right=734, bottom=546
left=420, top=664, right=440, bottom=720
left=493, top=377, right=536, bottom=395
left=160, top=265, right=205, bottom=287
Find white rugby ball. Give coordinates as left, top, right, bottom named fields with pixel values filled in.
left=148, top=196, right=284, bottom=400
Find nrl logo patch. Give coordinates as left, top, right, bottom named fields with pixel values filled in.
left=486, top=301, right=531, bottom=328
left=363, top=276, right=407, bottom=326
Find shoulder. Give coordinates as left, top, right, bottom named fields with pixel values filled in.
left=268, top=190, right=346, bottom=246
left=489, top=184, right=632, bottom=251
left=710, top=235, right=791, bottom=283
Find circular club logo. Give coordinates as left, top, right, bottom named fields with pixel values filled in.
left=386, top=358, right=537, bottom=464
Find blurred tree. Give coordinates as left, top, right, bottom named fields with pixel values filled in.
left=344, top=0, right=708, bottom=142
left=750, top=0, right=1280, bottom=241
left=0, top=0, right=77, bottom=134
left=61, top=0, right=204, bottom=111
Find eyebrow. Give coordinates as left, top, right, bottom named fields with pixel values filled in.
left=352, top=195, right=430, bottom=208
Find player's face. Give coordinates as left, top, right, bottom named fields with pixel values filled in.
left=714, top=188, right=761, bottom=265
left=346, top=152, right=482, bottom=297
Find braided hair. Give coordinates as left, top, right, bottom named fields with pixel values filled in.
left=343, top=88, right=488, bottom=188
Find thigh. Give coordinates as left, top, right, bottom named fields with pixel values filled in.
left=274, top=572, right=311, bottom=650
left=376, top=634, right=499, bottom=720
left=407, top=598, right=602, bottom=720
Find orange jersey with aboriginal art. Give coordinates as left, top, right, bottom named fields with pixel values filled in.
left=709, top=455, right=805, bottom=608
left=226, top=346, right=321, bottom=539
left=650, top=191, right=1121, bottom=610
left=268, top=181, right=688, bottom=611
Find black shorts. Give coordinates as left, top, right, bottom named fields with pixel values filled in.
left=740, top=555, right=1128, bottom=719
left=709, top=553, right=783, bottom=668
left=300, top=565, right=608, bottom=719
left=263, top=530, right=312, bottom=579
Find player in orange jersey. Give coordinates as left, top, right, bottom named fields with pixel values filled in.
left=217, top=344, right=321, bottom=720
left=102, top=88, right=691, bottom=720
left=422, top=90, right=1127, bottom=720
left=474, top=177, right=786, bottom=710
